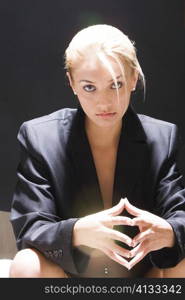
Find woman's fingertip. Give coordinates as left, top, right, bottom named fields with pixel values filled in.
left=120, top=198, right=125, bottom=203
left=128, top=240, right=133, bottom=247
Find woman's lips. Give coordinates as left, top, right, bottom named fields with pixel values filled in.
left=96, top=112, right=117, bottom=117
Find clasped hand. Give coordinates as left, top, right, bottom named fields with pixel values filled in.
left=73, top=198, right=175, bottom=270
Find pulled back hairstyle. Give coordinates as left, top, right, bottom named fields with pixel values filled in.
left=64, top=24, right=145, bottom=100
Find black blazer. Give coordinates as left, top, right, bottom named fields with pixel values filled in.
left=11, top=105, right=185, bottom=276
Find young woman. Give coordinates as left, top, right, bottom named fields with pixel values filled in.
left=10, top=24, right=185, bottom=278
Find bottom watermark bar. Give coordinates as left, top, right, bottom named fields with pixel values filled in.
left=0, top=278, right=185, bottom=298
left=43, top=282, right=182, bottom=296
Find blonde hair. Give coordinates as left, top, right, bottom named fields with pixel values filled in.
left=64, top=24, right=145, bottom=100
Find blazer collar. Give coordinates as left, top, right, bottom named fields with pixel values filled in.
left=76, top=103, right=147, bottom=142
left=121, top=105, right=147, bottom=142
left=68, top=104, right=148, bottom=215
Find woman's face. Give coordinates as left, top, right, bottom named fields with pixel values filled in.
left=67, top=53, right=138, bottom=128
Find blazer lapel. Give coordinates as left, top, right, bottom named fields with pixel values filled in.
left=67, top=106, right=103, bottom=217
left=112, top=106, right=149, bottom=210
left=68, top=104, right=149, bottom=217
left=112, top=106, right=149, bottom=246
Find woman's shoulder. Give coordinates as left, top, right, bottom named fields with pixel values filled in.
left=24, top=107, right=77, bottom=126
left=17, top=107, right=78, bottom=147
left=19, top=107, right=78, bottom=132
left=137, top=113, right=178, bottom=144
left=138, top=113, right=176, bottom=130
left=127, top=106, right=178, bottom=142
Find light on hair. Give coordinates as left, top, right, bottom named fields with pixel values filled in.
left=64, top=24, right=145, bottom=99
left=96, top=51, right=121, bottom=105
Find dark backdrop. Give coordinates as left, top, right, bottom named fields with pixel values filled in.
left=0, top=0, right=184, bottom=211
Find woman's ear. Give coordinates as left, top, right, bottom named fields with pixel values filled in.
left=131, top=70, right=139, bottom=91
left=66, top=72, right=76, bottom=95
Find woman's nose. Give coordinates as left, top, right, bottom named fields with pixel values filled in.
left=96, top=91, right=112, bottom=106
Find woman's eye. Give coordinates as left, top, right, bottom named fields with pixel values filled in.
left=83, top=85, right=96, bottom=92
left=111, top=81, right=123, bottom=89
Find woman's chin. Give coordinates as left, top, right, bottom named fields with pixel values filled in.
left=94, top=117, right=122, bottom=128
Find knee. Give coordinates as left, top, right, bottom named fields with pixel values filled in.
left=9, top=248, right=43, bottom=278
left=144, top=267, right=164, bottom=278
left=163, top=258, right=185, bottom=278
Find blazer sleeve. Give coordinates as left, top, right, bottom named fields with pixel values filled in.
left=150, top=124, right=185, bottom=268
left=10, top=122, right=89, bottom=275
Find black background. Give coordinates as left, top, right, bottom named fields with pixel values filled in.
left=0, top=0, right=184, bottom=211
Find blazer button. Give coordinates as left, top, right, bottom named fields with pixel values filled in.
left=53, top=250, right=59, bottom=258
left=45, top=250, right=53, bottom=258
left=49, top=250, right=53, bottom=257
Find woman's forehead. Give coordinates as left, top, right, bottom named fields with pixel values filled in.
left=73, top=54, right=122, bottom=71
left=72, top=55, right=129, bottom=81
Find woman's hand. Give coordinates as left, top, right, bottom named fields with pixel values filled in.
left=125, top=199, right=175, bottom=270
left=73, top=198, right=133, bottom=269
left=73, top=198, right=175, bottom=270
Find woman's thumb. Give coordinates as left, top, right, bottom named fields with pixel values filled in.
left=108, top=197, right=128, bottom=216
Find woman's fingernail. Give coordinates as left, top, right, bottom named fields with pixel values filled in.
left=132, top=241, right=136, bottom=247
left=129, top=252, right=133, bottom=258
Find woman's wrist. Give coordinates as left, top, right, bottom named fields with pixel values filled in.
left=165, top=222, right=175, bottom=248
left=72, top=217, right=86, bottom=247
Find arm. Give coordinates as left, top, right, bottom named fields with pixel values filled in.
left=149, top=125, right=185, bottom=268
left=119, top=125, right=185, bottom=270
left=10, top=122, right=89, bottom=275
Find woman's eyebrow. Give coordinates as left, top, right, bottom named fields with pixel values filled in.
left=79, top=74, right=122, bottom=83
left=108, top=74, right=122, bottom=82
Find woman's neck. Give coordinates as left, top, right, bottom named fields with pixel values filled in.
left=85, top=117, right=122, bottom=149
